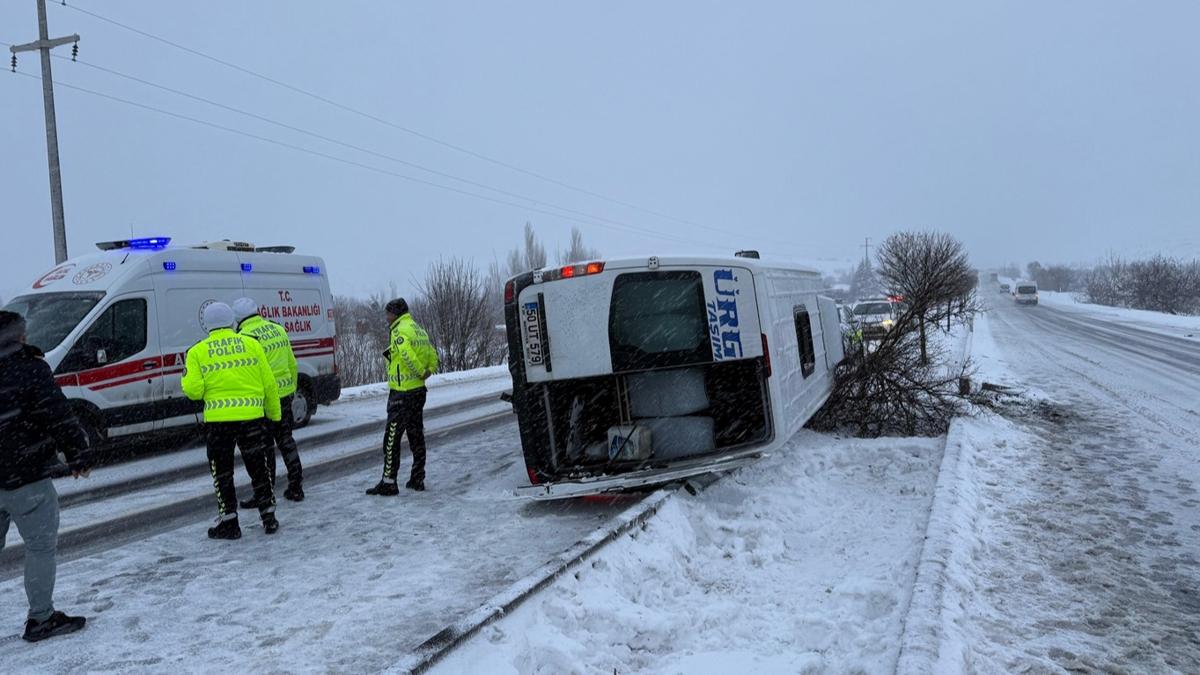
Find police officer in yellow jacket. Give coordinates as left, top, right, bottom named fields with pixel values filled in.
left=367, top=298, right=439, bottom=495
left=232, top=298, right=304, bottom=503
left=182, top=302, right=281, bottom=539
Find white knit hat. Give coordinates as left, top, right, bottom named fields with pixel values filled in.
left=231, top=297, right=259, bottom=322
left=202, top=302, right=235, bottom=331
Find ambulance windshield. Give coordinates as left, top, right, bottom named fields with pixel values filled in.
left=5, top=292, right=105, bottom=353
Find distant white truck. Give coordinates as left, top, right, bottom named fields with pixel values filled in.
left=4, top=237, right=341, bottom=445
left=1014, top=281, right=1039, bottom=305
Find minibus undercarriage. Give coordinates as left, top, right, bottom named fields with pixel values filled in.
left=517, top=358, right=771, bottom=481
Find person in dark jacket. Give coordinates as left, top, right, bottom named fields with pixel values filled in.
left=0, top=310, right=93, bottom=642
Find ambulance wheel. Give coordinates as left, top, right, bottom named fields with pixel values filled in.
left=292, top=383, right=315, bottom=429
left=76, top=408, right=106, bottom=450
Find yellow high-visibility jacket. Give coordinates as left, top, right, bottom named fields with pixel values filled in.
left=237, top=314, right=299, bottom=398
left=386, top=313, right=439, bottom=392
left=182, top=328, right=281, bottom=422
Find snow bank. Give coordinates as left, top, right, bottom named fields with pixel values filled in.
left=433, top=432, right=945, bottom=675
left=338, top=364, right=510, bottom=400
left=1037, top=291, right=1200, bottom=340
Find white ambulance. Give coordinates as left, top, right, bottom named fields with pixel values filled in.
left=4, top=237, right=341, bottom=444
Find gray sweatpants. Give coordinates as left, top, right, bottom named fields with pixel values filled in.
left=0, top=478, right=60, bottom=622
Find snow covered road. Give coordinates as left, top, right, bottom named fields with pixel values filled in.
left=0, top=414, right=641, bottom=672
left=926, top=298, right=1200, bottom=672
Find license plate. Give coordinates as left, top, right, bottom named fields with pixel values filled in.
left=521, top=301, right=545, bottom=367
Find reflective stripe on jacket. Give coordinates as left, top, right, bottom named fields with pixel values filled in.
left=237, top=315, right=299, bottom=397
left=386, top=313, right=439, bottom=392
left=182, top=328, right=281, bottom=422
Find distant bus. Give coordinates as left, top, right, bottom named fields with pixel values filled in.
left=503, top=254, right=843, bottom=499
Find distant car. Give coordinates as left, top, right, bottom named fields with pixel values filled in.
left=999, top=282, right=1011, bottom=293
left=1014, top=282, right=1039, bottom=305
left=850, top=299, right=896, bottom=341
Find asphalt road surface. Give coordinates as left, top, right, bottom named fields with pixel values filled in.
left=972, top=296, right=1200, bottom=672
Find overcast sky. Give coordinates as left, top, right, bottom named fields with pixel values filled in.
left=2, top=1, right=1197, bottom=299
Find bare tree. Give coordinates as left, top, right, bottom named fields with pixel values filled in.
left=410, top=257, right=506, bottom=372
left=557, top=227, right=602, bottom=265
left=810, top=231, right=978, bottom=437
left=332, top=292, right=391, bottom=387
left=848, top=258, right=880, bottom=300
left=876, top=231, right=977, bottom=363
left=507, top=221, right=548, bottom=277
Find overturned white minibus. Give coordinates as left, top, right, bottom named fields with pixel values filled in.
left=503, top=254, right=843, bottom=499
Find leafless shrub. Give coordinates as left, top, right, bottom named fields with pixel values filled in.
left=1084, top=253, right=1200, bottom=315
left=410, top=257, right=506, bottom=372
left=808, top=324, right=972, bottom=437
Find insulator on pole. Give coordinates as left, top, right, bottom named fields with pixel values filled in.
left=72, top=41, right=78, bottom=61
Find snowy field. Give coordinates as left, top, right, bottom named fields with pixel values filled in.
left=435, top=431, right=947, bottom=675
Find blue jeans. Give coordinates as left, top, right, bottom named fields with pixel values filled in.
left=0, top=478, right=60, bottom=621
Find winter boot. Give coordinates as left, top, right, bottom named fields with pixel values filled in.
left=207, top=516, right=242, bottom=540
left=365, top=481, right=399, bottom=496
left=22, top=611, right=86, bottom=642
left=405, top=479, right=425, bottom=492
left=262, top=513, right=280, bottom=535
left=283, top=483, right=305, bottom=502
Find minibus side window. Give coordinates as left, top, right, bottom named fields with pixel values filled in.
left=60, top=299, right=148, bottom=372
left=794, top=305, right=816, bottom=378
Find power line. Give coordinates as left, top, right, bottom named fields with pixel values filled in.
left=5, top=69, right=717, bottom=249
left=46, top=52, right=759, bottom=251
left=54, top=1, right=805, bottom=250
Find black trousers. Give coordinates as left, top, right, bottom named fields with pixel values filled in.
left=205, top=420, right=276, bottom=520
left=381, top=388, right=428, bottom=483
left=266, top=394, right=303, bottom=488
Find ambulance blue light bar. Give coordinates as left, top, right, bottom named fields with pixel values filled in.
left=303, top=266, right=320, bottom=274
left=96, top=237, right=172, bottom=251
left=162, top=261, right=177, bottom=271
left=241, top=263, right=253, bottom=272
left=131, top=237, right=171, bottom=249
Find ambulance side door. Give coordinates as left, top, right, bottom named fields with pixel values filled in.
left=57, top=292, right=161, bottom=437
left=152, top=280, right=243, bottom=431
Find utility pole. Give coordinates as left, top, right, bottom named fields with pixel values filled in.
left=10, top=0, right=79, bottom=264
left=861, top=237, right=871, bottom=265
